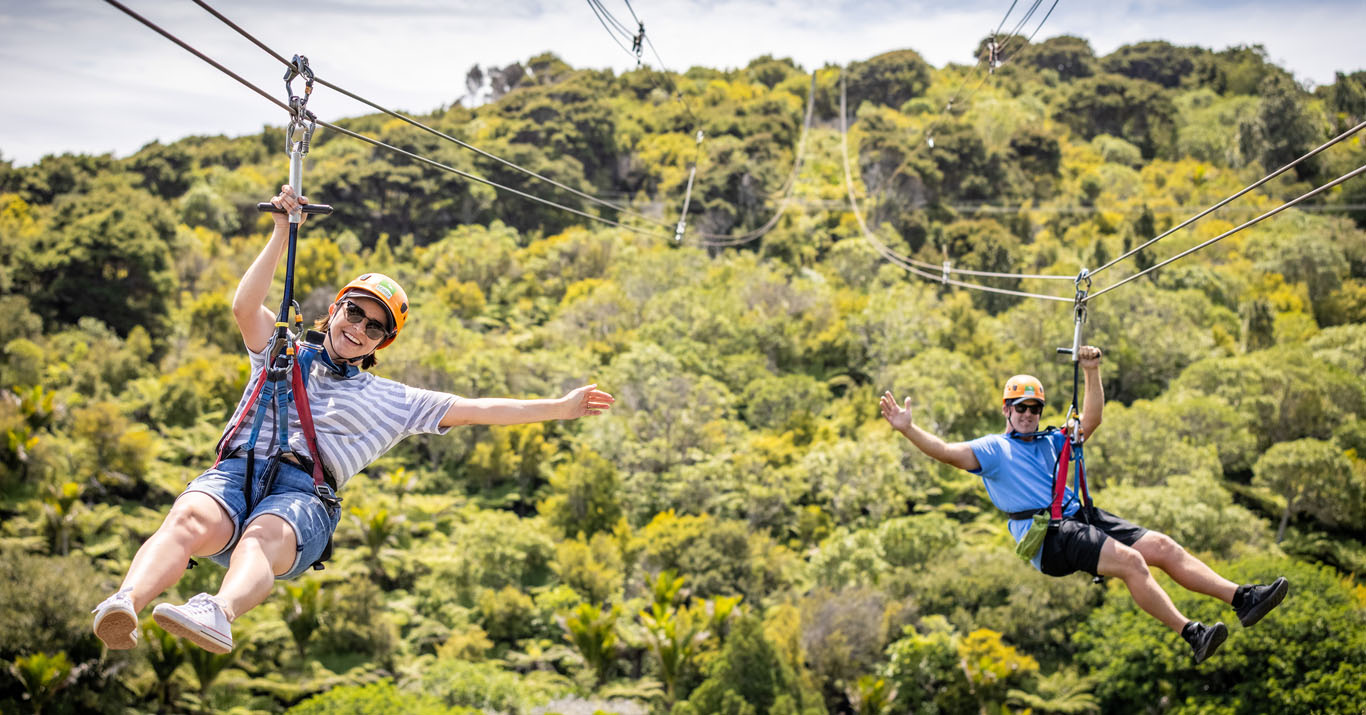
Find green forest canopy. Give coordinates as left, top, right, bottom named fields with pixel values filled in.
left=2, top=35, right=1366, bottom=715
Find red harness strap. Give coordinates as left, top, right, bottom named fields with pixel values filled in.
left=290, top=359, right=327, bottom=489
left=1050, top=433, right=1072, bottom=520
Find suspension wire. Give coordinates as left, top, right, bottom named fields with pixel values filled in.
left=993, top=0, right=1022, bottom=36
left=100, top=0, right=290, bottom=114
left=193, top=0, right=672, bottom=230
left=621, top=0, right=643, bottom=26
left=1022, top=0, right=1060, bottom=45
left=840, top=73, right=1071, bottom=302
left=108, top=0, right=671, bottom=241
left=996, top=0, right=1045, bottom=58
left=586, top=0, right=636, bottom=55
left=1086, top=162, right=1366, bottom=302
left=1090, top=118, right=1366, bottom=278
left=313, top=117, right=668, bottom=238
left=692, top=72, right=818, bottom=246
left=591, top=0, right=637, bottom=39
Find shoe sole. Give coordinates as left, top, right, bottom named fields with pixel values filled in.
left=1238, top=577, right=1289, bottom=627
left=152, top=606, right=232, bottom=654
left=1193, top=622, right=1228, bottom=664
left=93, top=609, right=138, bottom=650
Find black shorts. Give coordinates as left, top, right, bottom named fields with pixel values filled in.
left=1039, top=506, right=1148, bottom=577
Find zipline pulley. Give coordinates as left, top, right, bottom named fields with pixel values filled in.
left=1054, top=267, right=1102, bottom=584
left=632, top=22, right=645, bottom=65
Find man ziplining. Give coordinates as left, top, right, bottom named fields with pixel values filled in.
left=880, top=346, right=1288, bottom=663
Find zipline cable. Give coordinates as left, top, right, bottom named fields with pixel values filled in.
left=1089, top=117, right=1366, bottom=278
left=587, top=0, right=638, bottom=56
left=840, top=73, right=1071, bottom=302
left=105, top=0, right=672, bottom=241
left=1086, top=162, right=1366, bottom=302
left=996, top=0, right=1045, bottom=58
left=192, top=0, right=673, bottom=230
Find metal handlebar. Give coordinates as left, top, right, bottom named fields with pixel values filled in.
left=256, top=203, right=334, bottom=215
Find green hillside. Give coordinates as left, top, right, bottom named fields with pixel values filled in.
left=2, top=35, right=1365, bottom=714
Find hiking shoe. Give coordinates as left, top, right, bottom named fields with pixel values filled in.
left=1236, top=577, right=1288, bottom=627
left=152, top=593, right=233, bottom=654
left=1183, top=621, right=1227, bottom=664
left=91, top=591, right=139, bottom=650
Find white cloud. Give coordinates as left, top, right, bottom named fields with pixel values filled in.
left=2, top=0, right=1362, bottom=165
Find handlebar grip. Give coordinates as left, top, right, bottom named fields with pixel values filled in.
left=256, top=202, right=334, bottom=215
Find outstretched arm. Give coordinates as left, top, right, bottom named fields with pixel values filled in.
left=439, top=384, right=615, bottom=428
left=1078, top=346, right=1103, bottom=441
left=880, top=391, right=980, bottom=471
left=232, top=185, right=307, bottom=353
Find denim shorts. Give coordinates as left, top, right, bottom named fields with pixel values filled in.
left=180, top=456, right=341, bottom=580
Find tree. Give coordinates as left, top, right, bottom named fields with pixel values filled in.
left=1100, top=41, right=1202, bottom=89
left=1006, top=668, right=1099, bottom=714
left=845, top=50, right=932, bottom=111
left=280, top=579, right=330, bottom=660
left=1253, top=438, right=1364, bottom=541
left=9, top=651, right=75, bottom=715
left=1239, top=74, right=1324, bottom=179
left=1322, top=70, right=1366, bottom=127
left=559, top=602, right=620, bottom=687
left=639, top=571, right=710, bottom=706
left=1076, top=556, right=1366, bottom=713
left=15, top=176, right=177, bottom=337
left=541, top=447, right=622, bottom=539
left=676, top=616, right=821, bottom=715
left=1055, top=74, right=1177, bottom=158
left=1017, top=35, right=1098, bottom=81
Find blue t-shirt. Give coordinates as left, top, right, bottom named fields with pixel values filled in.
left=968, top=430, right=1079, bottom=570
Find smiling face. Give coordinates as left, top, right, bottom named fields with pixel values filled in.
left=326, top=296, right=390, bottom=362
left=1004, top=398, right=1044, bottom=435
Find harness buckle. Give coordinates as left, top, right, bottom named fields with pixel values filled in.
left=314, top=483, right=342, bottom=510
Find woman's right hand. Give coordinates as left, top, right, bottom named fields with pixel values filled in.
left=269, top=184, right=309, bottom=227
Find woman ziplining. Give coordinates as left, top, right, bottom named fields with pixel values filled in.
left=90, top=185, right=616, bottom=654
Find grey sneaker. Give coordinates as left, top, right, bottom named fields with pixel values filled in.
left=152, top=593, right=233, bottom=654
left=92, top=590, right=139, bottom=650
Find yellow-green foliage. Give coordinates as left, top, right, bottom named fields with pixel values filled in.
left=2, top=40, right=1365, bottom=715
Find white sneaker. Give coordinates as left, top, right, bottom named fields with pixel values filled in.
left=152, top=593, right=233, bottom=654
left=91, top=590, right=139, bottom=650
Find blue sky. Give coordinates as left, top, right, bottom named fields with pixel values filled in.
left=2, top=0, right=1362, bottom=166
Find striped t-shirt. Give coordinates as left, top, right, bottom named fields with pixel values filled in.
left=221, top=344, right=457, bottom=490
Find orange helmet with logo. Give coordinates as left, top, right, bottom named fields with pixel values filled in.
left=1002, top=374, right=1045, bottom=405
left=331, top=273, right=409, bottom=350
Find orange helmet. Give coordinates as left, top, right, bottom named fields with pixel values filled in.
left=332, top=273, right=408, bottom=350
left=1002, top=375, right=1045, bottom=405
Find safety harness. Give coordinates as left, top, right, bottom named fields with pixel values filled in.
left=1010, top=270, right=1104, bottom=583
left=196, top=55, right=342, bottom=571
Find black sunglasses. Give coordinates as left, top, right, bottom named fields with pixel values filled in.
left=1013, top=402, right=1043, bottom=415
left=340, top=300, right=389, bottom=341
